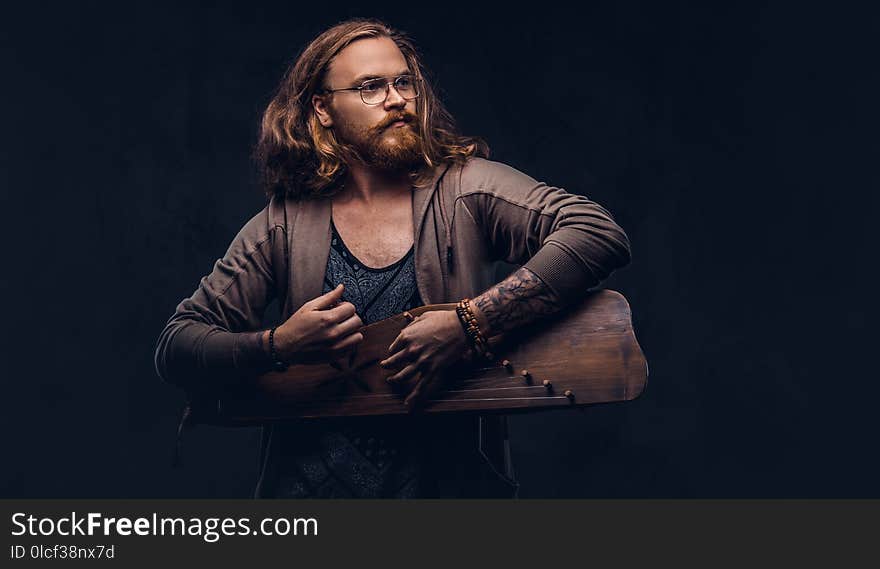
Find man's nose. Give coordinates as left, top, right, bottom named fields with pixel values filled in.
left=383, top=84, right=407, bottom=109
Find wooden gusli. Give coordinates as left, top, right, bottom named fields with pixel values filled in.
left=209, top=289, right=647, bottom=424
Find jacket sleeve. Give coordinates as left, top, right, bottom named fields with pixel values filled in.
left=459, top=159, right=631, bottom=301
left=154, top=205, right=281, bottom=389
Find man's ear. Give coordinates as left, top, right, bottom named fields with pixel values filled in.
left=312, top=94, right=333, bottom=128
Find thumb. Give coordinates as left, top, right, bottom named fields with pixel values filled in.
left=310, top=283, right=345, bottom=310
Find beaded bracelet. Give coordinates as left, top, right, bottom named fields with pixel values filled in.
left=268, top=326, right=288, bottom=371
left=455, top=298, right=494, bottom=361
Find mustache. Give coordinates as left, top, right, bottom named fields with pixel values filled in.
left=373, top=112, right=419, bottom=132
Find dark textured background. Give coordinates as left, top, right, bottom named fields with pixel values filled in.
left=2, top=2, right=876, bottom=497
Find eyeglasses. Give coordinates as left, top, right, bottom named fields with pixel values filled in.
left=324, top=74, right=420, bottom=106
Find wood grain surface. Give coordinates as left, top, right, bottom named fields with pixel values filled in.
left=209, top=289, right=648, bottom=423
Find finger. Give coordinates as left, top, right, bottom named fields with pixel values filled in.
left=379, top=347, right=413, bottom=370
left=386, top=364, right=418, bottom=384
left=309, top=283, right=345, bottom=310
left=404, top=375, right=430, bottom=408
left=387, top=331, right=409, bottom=356
left=327, top=331, right=363, bottom=353
left=324, top=300, right=358, bottom=323
left=327, top=313, right=364, bottom=340
left=405, top=373, right=443, bottom=409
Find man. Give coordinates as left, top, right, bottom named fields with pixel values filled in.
left=155, top=18, right=631, bottom=498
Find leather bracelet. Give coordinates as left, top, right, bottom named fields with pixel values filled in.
left=268, top=326, right=288, bottom=371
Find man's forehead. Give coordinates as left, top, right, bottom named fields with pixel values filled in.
left=327, top=36, right=409, bottom=84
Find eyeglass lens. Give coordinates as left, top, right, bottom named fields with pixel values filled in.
left=361, top=76, right=418, bottom=104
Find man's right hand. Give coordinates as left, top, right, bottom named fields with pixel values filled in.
left=267, top=283, right=364, bottom=365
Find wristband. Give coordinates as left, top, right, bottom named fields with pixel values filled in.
left=456, top=298, right=493, bottom=361
left=268, top=326, right=288, bottom=371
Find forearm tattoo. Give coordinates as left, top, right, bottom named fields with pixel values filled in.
left=472, top=267, right=563, bottom=337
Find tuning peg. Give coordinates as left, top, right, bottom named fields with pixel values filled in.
left=520, top=370, right=532, bottom=382
left=564, top=390, right=575, bottom=401
left=543, top=379, right=552, bottom=389
left=501, top=359, right=512, bottom=371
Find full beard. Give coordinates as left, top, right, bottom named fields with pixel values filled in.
left=337, top=115, right=425, bottom=173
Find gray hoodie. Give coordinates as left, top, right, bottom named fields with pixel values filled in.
left=154, top=157, right=632, bottom=497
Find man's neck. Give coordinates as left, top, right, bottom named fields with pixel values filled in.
left=336, top=162, right=412, bottom=206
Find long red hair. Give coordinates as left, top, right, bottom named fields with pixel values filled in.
left=254, top=18, right=488, bottom=200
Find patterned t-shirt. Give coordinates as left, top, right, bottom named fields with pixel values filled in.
left=269, top=220, right=425, bottom=498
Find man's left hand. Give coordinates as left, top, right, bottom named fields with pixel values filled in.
left=379, top=310, right=469, bottom=409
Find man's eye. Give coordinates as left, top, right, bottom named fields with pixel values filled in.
left=396, top=77, right=413, bottom=89
left=361, top=81, right=382, bottom=93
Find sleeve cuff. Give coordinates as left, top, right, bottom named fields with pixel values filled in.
left=522, top=241, right=599, bottom=301
left=233, top=330, right=274, bottom=372
left=200, top=329, right=274, bottom=382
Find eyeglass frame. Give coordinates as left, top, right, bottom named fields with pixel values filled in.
left=322, top=74, right=421, bottom=106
